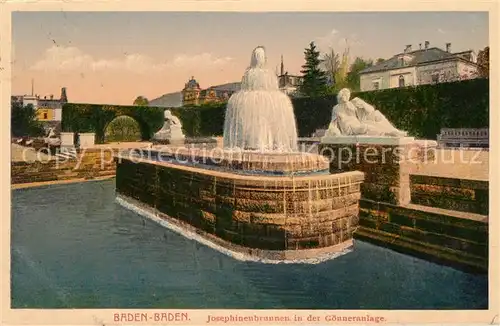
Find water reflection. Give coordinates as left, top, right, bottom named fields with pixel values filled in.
left=11, top=179, right=488, bottom=309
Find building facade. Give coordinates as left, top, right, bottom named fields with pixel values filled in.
left=359, top=42, right=479, bottom=92
left=181, top=77, right=238, bottom=106
left=276, top=55, right=303, bottom=96
left=179, top=56, right=303, bottom=106
left=11, top=87, right=68, bottom=130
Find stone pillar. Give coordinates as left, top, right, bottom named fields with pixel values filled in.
left=79, top=133, right=96, bottom=148
left=319, top=137, right=436, bottom=206
left=60, top=132, right=74, bottom=147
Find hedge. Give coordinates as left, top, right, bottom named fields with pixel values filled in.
left=62, top=78, right=488, bottom=143
left=62, top=103, right=164, bottom=143
left=166, top=78, right=489, bottom=140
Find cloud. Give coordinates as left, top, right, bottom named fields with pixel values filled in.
left=315, top=28, right=340, bottom=49
left=30, top=45, right=233, bottom=73
left=438, top=28, right=446, bottom=34
left=315, top=29, right=362, bottom=51
left=168, top=53, right=233, bottom=68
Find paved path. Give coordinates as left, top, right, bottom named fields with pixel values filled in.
left=411, top=149, right=488, bottom=181
left=12, top=142, right=489, bottom=181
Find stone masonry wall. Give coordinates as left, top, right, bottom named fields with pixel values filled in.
left=318, top=143, right=434, bottom=206
left=115, top=157, right=364, bottom=251
left=318, top=142, right=487, bottom=272
left=355, top=198, right=488, bottom=272
left=410, top=175, right=488, bottom=215
left=11, top=149, right=117, bottom=185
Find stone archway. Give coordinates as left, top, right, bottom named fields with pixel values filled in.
left=61, top=103, right=164, bottom=144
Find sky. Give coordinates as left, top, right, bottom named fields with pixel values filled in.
left=11, top=11, right=489, bottom=105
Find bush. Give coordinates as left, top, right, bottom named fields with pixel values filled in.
left=105, top=116, right=142, bottom=142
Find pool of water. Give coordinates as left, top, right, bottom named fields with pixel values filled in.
left=11, top=179, right=488, bottom=309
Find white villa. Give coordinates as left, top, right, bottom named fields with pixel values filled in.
left=359, top=41, right=479, bottom=92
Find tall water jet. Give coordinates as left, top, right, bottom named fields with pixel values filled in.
left=115, top=45, right=364, bottom=263
left=223, top=46, right=298, bottom=152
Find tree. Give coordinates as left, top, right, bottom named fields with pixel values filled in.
left=321, top=48, right=340, bottom=86
left=376, top=58, right=385, bottom=64
left=299, top=42, right=329, bottom=97
left=345, top=57, right=373, bottom=91
left=11, top=102, right=45, bottom=137
left=477, top=46, right=489, bottom=78
left=133, top=96, right=149, bottom=106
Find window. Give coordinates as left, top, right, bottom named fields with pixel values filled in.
left=398, top=75, right=405, bottom=87
left=431, top=74, right=439, bottom=83
left=373, top=81, right=380, bottom=90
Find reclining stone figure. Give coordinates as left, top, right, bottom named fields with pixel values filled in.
left=325, top=88, right=407, bottom=137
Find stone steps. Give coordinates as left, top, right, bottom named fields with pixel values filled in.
left=354, top=226, right=487, bottom=273
left=55, top=148, right=78, bottom=160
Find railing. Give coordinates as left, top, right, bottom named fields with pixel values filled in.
left=437, top=128, right=489, bottom=148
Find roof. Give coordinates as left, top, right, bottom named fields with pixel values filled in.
left=359, top=47, right=476, bottom=74
left=184, top=77, right=201, bottom=89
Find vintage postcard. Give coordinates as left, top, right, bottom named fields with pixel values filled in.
left=1, top=0, right=498, bottom=325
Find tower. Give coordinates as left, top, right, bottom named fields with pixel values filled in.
left=182, top=76, right=201, bottom=106
left=60, top=87, right=68, bottom=103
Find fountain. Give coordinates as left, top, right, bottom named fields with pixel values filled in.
left=223, top=46, right=298, bottom=152
left=115, top=46, right=364, bottom=263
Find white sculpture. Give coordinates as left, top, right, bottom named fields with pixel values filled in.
left=153, top=110, right=185, bottom=141
left=325, top=88, right=407, bottom=137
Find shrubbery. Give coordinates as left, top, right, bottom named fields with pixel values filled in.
left=105, top=116, right=142, bottom=142
left=11, top=103, right=46, bottom=137
left=61, top=78, right=489, bottom=143
left=167, top=78, right=490, bottom=140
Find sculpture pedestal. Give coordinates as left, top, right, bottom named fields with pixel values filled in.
left=79, top=133, right=96, bottom=148
left=319, top=136, right=437, bottom=206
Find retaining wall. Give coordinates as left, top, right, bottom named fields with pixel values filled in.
left=11, top=149, right=117, bottom=185
left=115, top=157, right=364, bottom=255
left=355, top=198, right=488, bottom=273
left=410, top=175, right=488, bottom=215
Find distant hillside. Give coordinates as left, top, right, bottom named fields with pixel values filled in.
left=210, top=82, right=241, bottom=92
left=148, top=92, right=183, bottom=108
left=148, top=82, right=242, bottom=108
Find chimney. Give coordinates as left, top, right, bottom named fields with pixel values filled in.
left=446, top=42, right=451, bottom=52
left=404, top=44, right=412, bottom=53
left=424, top=41, right=430, bottom=49
left=280, top=55, right=284, bottom=76
left=60, top=87, right=68, bottom=103
left=419, top=43, right=422, bottom=50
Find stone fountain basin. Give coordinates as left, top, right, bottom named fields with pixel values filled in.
left=125, top=147, right=331, bottom=176
left=114, top=150, right=365, bottom=262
